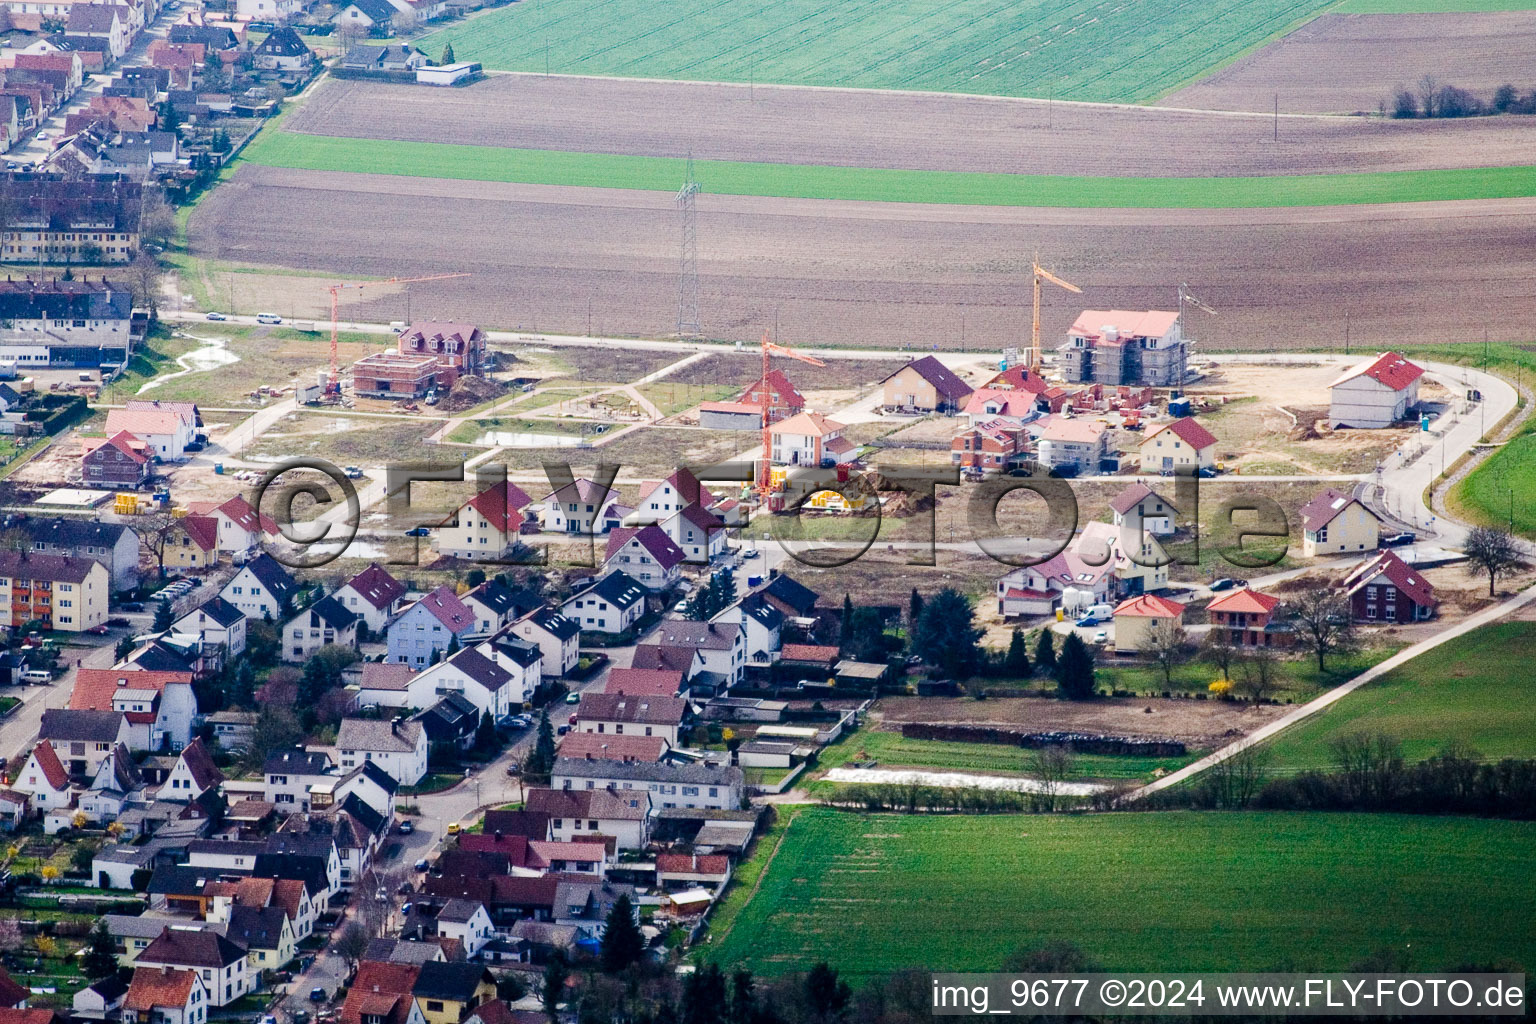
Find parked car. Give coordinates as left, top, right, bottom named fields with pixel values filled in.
left=446, top=823, right=460, bottom=836
left=308, top=988, right=327, bottom=1004
left=1383, top=531, right=1416, bottom=547
left=565, top=691, right=581, bottom=704
left=1093, top=630, right=1108, bottom=644
left=557, top=725, right=570, bottom=736
left=205, top=311, right=228, bottom=321
left=414, top=858, right=429, bottom=872
left=1209, top=578, right=1238, bottom=591
left=120, top=601, right=145, bottom=612
left=343, top=466, right=364, bottom=479
left=256, top=313, right=282, bottom=325
left=397, top=820, right=414, bottom=835
left=505, top=762, right=521, bottom=776
left=86, top=624, right=108, bottom=635
left=741, top=547, right=759, bottom=559
left=405, top=526, right=431, bottom=538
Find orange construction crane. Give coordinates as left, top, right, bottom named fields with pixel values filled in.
left=327, top=273, right=471, bottom=395
left=755, top=330, right=825, bottom=495
left=1029, top=256, right=1081, bottom=373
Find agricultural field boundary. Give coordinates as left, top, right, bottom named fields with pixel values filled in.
left=242, top=130, right=1536, bottom=208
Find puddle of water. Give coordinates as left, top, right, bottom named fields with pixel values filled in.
left=139, top=334, right=239, bottom=393
left=477, top=431, right=587, bottom=448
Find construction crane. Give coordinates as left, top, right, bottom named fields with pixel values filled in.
left=326, top=273, right=471, bottom=396
left=1178, top=282, right=1217, bottom=321
left=1029, top=256, right=1082, bottom=373
left=755, top=330, right=825, bottom=496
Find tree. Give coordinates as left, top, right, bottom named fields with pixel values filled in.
left=153, top=596, right=173, bottom=632
left=1236, top=646, right=1279, bottom=704
left=1054, top=632, right=1095, bottom=700
left=158, top=100, right=180, bottom=133
left=842, top=607, right=887, bottom=664
left=839, top=594, right=854, bottom=649
left=1464, top=525, right=1522, bottom=597
left=1028, top=744, right=1075, bottom=813
left=728, top=968, right=757, bottom=1024
left=1417, top=74, right=1441, bottom=118
left=599, top=892, right=644, bottom=973
left=115, top=635, right=136, bottom=662
left=475, top=710, right=497, bottom=753
left=1142, top=617, right=1189, bottom=687
left=526, top=710, right=556, bottom=777
left=1206, top=740, right=1271, bottom=808
left=301, top=644, right=362, bottom=709
left=335, top=922, right=369, bottom=967
left=1200, top=627, right=1239, bottom=682
left=242, top=704, right=304, bottom=774
left=542, top=950, right=569, bottom=1023
left=907, top=588, right=923, bottom=628
left=910, top=588, right=982, bottom=680
left=33, top=935, right=57, bottom=958
left=440, top=42, right=454, bottom=64
left=40, top=865, right=60, bottom=884
left=465, top=567, right=485, bottom=587
left=139, top=187, right=176, bottom=251
left=802, top=962, right=852, bottom=1024
left=83, top=922, right=118, bottom=980
left=134, top=512, right=182, bottom=579
left=1003, top=628, right=1030, bottom=677
left=129, top=251, right=163, bottom=321
left=1033, top=629, right=1056, bottom=676
left=70, top=840, right=98, bottom=873
left=1289, top=590, right=1356, bottom=672
left=682, top=962, right=727, bottom=1024
left=1493, top=83, right=1518, bottom=112
left=1389, top=84, right=1417, bottom=118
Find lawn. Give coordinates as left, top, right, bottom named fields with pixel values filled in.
left=415, top=0, right=1339, bottom=103
left=1450, top=421, right=1533, bottom=536
left=817, top=726, right=1196, bottom=782
left=1261, top=621, right=1536, bottom=770
left=709, top=807, right=1536, bottom=975
left=244, top=131, right=1536, bottom=209
left=638, top=381, right=738, bottom=417
left=445, top=417, right=594, bottom=445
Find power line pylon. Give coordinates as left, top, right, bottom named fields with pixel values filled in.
left=675, top=154, right=701, bottom=338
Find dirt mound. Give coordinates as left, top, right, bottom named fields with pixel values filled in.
left=438, top=375, right=507, bottom=412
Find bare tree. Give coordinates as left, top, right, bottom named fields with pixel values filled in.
left=1028, top=744, right=1075, bottom=814
left=1288, top=589, right=1356, bottom=672
left=129, top=251, right=163, bottom=320
left=334, top=922, right=369, bottom=967
left=1207, top=741, right=1272, bottom=809
left=1417, top=74, right=1441, bottom=118
left=1143, top=617, right=1189, bottom=688
left=1464, top=525, right=1523, bottom=597
left=1329, top=730, right=1404, bottom=805
left=138, top=188, right=176, bottom=251
left=0, top=918, right=20, bottom=953
left=1236, top=646, right=1279, bottom=704
left=133, top=512, right=180, bottom=580
left=1201, top=626, right=1239, bottom=682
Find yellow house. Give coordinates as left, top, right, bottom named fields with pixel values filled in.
left=1139, top=417, right=1218, bottom=473
left=1111, top=593, right=1185, bottom=653
left=225, top=905, right=295, bottom=973
left=1298, top=487, right=1381, bottom=557
left=164, top=515, right=219, bottom=572
left=412, top=961, right=496, bottom=1024
left=879, top=355, right=974, bottom=414
left=436, top=481, right=535, bottom=561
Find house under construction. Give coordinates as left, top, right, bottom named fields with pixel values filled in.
left=1057, top=309, right=1188, bottom=387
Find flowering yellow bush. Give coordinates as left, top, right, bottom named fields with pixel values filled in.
left=1209, top=679, right=1233, bottom=696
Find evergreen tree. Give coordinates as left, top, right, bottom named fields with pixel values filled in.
left=802, top=962, right=852, bottom=1023
left=440, top=42, right=455, bottom=64
left=541, top=950, right=569, bottom=1023
left=82, top=922, right=118, bottom=980
left=1055, top=632, right=1096, bottom=700
left=475, top=711, right=497, bottom=753
left=1004, top=627, right=1030, bottom=677
left=599, top=892, right=644, bottom=973
left=727, top=968, right=756, bottom=1024
left=229, top=660, right=256, bottom=708
left=153, top=596, right=173, bottom=632
left=839, top=594, right=854, bottom=651
left=114, top=635, right=136, bottom=662
left=681, top=962, right=728, bottom=1024
left=1033, top=629, right=1057, bottom=676
left=527, top=711, right=556, bottom=776
left=910, top=588, right=982, bottom=680
left=908, top=588, right=924, bottom=628
left=447, top=632, right=461, bottom=656
left=465, top=567, right=485, bottom=587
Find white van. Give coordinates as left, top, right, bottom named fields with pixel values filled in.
left=20, top=669, right=51, bottom=685
left=256, top=312, right=283, bottom=325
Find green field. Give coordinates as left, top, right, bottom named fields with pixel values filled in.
left=821, top=726, right=1196, bottom=782
left=418, top=0, right=1340, bottom=103
left=711, top=807, right=1536, bottom=975
left=1452, top=430, right=1535, bottom=536
left=246, top=131, right=1536, bottom=208
left=1262, top=622, right=1536, bottom=769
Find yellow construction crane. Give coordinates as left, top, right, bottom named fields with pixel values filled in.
left=1030, top=256, right=1081, bottom=372
left=755, top=330, right=825, bottom=497
left=326, top=273, right=471, bottom=396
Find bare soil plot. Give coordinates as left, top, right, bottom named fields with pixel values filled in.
left=288, top=75, right=1536, bottom=175
left=187, top=166, right=1536, bottom=354
left=666, top=352, right=904, bottom=390
left=1167, top=12, right=1536, bottom=114
left=877, top=694, right=1288, bottom=748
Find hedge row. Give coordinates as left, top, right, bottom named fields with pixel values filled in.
left=901, top=723, right=1187, bottom=757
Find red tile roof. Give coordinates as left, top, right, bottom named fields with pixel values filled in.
left=27, top=741, right=68, bottom=792
left=603, top=668, right=683, bottom=697
left=84, top=430, right=150, bottom=464
left=736, top=369, right=805, bottom=408
left=1146, top=416, right=1218, bottom=451
left=179, top=514, right=219, bottom=553
left=1298, top=487, right=1375, bottom=532
left=1112, top=594, right=1185, bottom=618
left=1109, top=482, right=1170, bottom=516
left=174, top=737, right=225, bottom=790
left=465, top=482, right=533, bottom=532
left=983, top=365, right=1053, bottom=394
left=655, top=853, right=730, bottom=875
left=1330, top=351, right=1424, bottom=393
left=104, top=407, right=184, bottom=438
left=341, top=962, right=421, bottom=1024
left=638, top=468, right=715, bottom=508
left=71, top=669, right=191, bottom=711
left=1206, top=588, right=1280, bottom=616
left=962, top=388, right=1036, bottom=419
left=1346, top=550, right=1436, bottom=608
left=555, top=732, right=666, bottom=763
left=0, top=968, right=27, bottom=1009
left=779, top=643, right=839, bottom=664
left=124, top=968, right=199, bottom=1013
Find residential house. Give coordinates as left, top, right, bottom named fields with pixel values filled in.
left=38, top=709, right=128, bottom=776
left=121, top=967, right=208, bottom=1024
left=662, top=503, right=729, bottom=563
left=633, top=619, right=745, bottom=691
left=509, top=608, right=580, bottom=678
left=337, top=42, right=426, bottom=70
left=551, top=757, right=743, bottom=811
left=251, top=26, right=311, bottom=71
left=282, top=595, right=359, bottom=663
left=630, top=469, right=714, bottom=526
left=158, top=738, right=222, bottom=803
left=404, top=641, right=537, bottom=719
left=352, top=662, right=420, bottom=711
left=711, top=593, right=782, bottom=669
left=436, top=482, right=533, bottom=561
left=333, top=0, right=402, bottom=34
left=1298, top=487, right=1381, bottom=558
left=161, top=516, right=219, bottom=573
left=236, top=0, right=305, bottom=20
left=1072, top=520, right=1168, bottom=598
left=1111, top=593, right=1185, bottom=653
left=73, top=976, right=130, bottom=1020
left=1328, top=351, right=1423, bottom=429
left=602, top=525, right=684, bottom=591
left=105, top=406, right=194, bottom=462
left=555, top=732, right=667, bottom=764
left=79, top=744, right=141, bottom=824
left=339, top=962, right=424, bottom=1024
left=560, top=571, right=645, bottom=635
left=460, top=579, right=539, bottom=639
left=951, top=418, right=1029, bottom=474
left=768, top=412, right=855, bottom=467
left=10, top=516, right=140, bottom=590
left=1109, top=482, right=1176, bottom=537
left=172, top=598, right=246, bottom=661
left=0, top=549, right=110, bottom=632
left=411, top=962, right=495, bottom=1024
left=737, top=369, right=805, bottom=423
left=576, top=691, right=686, bottom=746
left=1031, top=415, right=1108, bottom=476
left=386, top=586, right=476, bottom=667
left=396, top=322, right=485, bottom=382
left=525, top=787, right=650, bottom=849
left=207, top=711, right=257, bottom=754
left=960, top=387, right=1039, bottom=425
left=994, top=548, right=1115, bottom=618
left=1058, top=309, right=1187, bottom=387
left=413, top=693, right=479, bottom=752
left=1206, top=587, right=1287, bottom=647
left=1344, top=550, right=1437, bottom=623
left=536, top=478, right=626, bottom=534
left=134, top=929, right=249, bottom=1007
left=1139, top=417, right=1218, bottom=474
left=0, top=277, right=134, bottom=359
left=655, top=853, right=731, bottom=893
left=13, top=741, right=71, bottom=812
left=879, top=355, right=973, bottom=414
left=218, top=554, right=298, bottom=620
left=606, top=667, right=686, bottom=698
left=428, top=901, right=495, bottom=959
left=758, top=573, right=818, bottom=621
left=224, top=906, right=294, bottom=974
left=335, top=718, right=427, bottom=787
left=263, top=749, right=335, bottom=813
left=186, top=496, right=277, bottom=559
left=82, top=431, right=151, bottom=488
left=553, top=881, right=637, bottom=942
left=70, top=668, right=198, bottom=752
left=62, top=10, right=123, bottom=62
left=334, top=563, right=407, bottom=634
